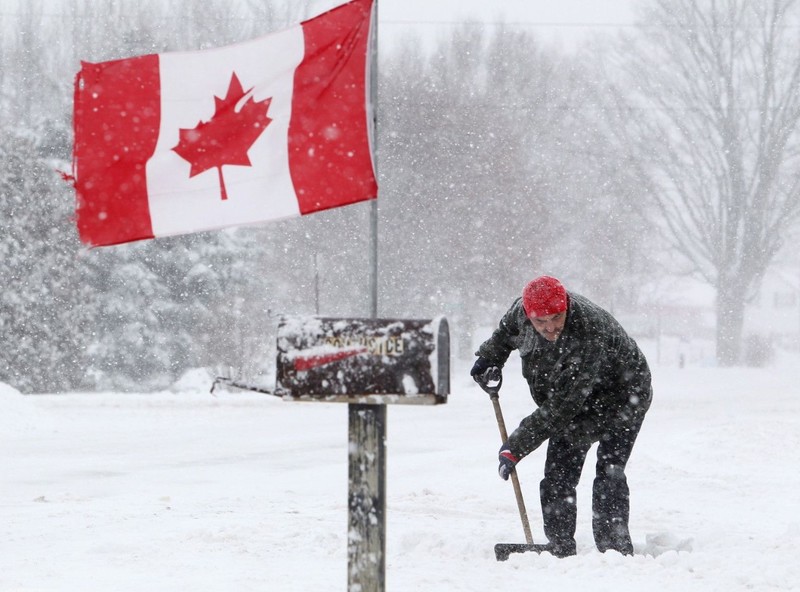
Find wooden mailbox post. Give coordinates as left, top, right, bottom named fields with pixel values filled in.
left=276, top=316, right=450, bottom=591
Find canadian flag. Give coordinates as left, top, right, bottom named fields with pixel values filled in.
left=72, top=0, right=376, bottom=247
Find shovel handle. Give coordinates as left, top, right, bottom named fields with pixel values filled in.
left=490, top=395, right=534, bottom=545
left=490, top=394, right=511, bottom=441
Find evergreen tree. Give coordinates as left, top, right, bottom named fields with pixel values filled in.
left=0, top=124, right=90, bottom=392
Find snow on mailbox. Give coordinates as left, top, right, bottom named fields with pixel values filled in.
left=275, top=316, right=449, bottom=404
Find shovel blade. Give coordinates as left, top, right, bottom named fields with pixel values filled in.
left=494, top=542, right=552, bottom=561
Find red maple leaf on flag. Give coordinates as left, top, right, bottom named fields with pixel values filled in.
left=172, top=72, right=272, bottom=201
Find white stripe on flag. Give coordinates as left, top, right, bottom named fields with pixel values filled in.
left=147, top=27, right=304, bottom=237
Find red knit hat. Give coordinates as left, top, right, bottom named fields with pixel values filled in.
left=522, top=276, right=568, bottom=318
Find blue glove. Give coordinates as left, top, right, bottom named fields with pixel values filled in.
left=470, top=356, right=492, bottom=378
left=498, top=446, right=518, bottom=481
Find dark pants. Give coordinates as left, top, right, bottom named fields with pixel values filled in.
left=539, top=407, right=646, bottom=555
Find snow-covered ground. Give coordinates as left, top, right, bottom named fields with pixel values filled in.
left=2, top=354, right=799, bottom=591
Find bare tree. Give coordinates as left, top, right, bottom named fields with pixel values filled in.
left=377, top=23, right=654, bottom=359
left=379, top=26, right=573, bottom=322
left=604, top=0, right=800, bottom=365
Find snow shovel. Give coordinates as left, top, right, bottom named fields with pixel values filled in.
left=476, top=368, right=550, bottom=561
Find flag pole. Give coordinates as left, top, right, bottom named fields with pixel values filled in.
left=348, top=1, right=386, bottom=591
left=368, top=0, right=379, bottom=320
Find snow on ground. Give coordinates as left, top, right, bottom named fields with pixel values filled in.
left=2, top=355, right=800, bottom=591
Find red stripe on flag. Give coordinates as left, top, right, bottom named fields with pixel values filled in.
left=289, top=0, right=377, bottom=215
left=73, top=55, right=160, bottom=246
left=293, top=347, right=368, bottom=371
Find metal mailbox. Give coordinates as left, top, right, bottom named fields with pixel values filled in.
left=275, top=316, right=449, bottom=404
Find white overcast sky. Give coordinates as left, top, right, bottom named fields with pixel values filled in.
left=317, top=0, right=638, bottom=51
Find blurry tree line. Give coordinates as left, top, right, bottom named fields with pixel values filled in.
left=1, top=0, right=799, bottom=392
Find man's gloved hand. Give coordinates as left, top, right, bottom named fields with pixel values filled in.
left=472, top=357, right=502, bottom=384
left=498, top=445, right=519, bottom=481
left=470, top=356, right=492, bottom=379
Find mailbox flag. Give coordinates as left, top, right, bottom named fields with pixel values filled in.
left=71, top=0, right=376, bottom=247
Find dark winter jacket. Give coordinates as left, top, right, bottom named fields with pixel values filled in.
left=476, top=292, right=652, bottom=459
